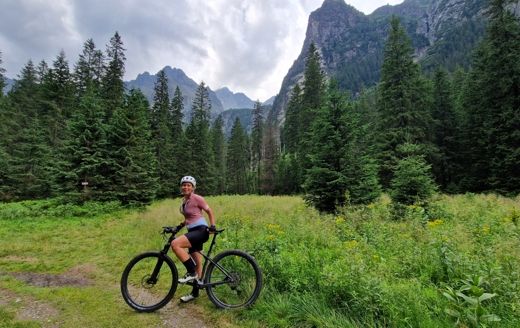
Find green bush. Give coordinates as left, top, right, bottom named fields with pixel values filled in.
left=0, top=198, right=122, bottom=220
left=390, top=154, right=437, bottom=206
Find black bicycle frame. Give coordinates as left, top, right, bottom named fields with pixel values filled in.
left=194, top=231, right=235, bottom=288
left=160, top=228, right=235, bottom=289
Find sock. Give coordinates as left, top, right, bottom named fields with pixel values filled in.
left=192, top=285, right=200, bottom=297
left=182, top=257, right=196, bottom=274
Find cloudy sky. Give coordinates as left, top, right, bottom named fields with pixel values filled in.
left=0, top=0, right=404, bottom=101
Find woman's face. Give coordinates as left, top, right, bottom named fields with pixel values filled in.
left=181, top=182, right=194, bottom=196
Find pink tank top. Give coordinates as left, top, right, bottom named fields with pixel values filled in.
left=180, top=193, right=209, bottom=226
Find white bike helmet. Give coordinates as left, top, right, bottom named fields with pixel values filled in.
left=180, top=176, right=196, bottom=187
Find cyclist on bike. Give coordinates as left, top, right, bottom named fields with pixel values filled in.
left=171, top=175, right=216, bottom=303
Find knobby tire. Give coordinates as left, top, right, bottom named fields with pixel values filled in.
left=205, top=249, right=263, bottom=309
left=120, top=252, right=178, bottom=312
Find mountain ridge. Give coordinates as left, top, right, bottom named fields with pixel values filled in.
left=215, top=87, right=255, bottom=110
left=125, top=65, right=225, bottom=118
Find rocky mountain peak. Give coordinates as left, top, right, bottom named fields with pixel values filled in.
left=306, top=0, right=365, bottom=47
left=270, top=0, right=492, bottom=126
left=215, top=87, right=254, bottom=110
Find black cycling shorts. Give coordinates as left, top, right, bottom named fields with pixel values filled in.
left=185, top=225, right=209, bottom=253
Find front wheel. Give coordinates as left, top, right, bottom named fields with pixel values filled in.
left=205, top=250, right=263, bottom=309
left=120, top=252, right=178, bottom=312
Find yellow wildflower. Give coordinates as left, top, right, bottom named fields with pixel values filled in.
left=427, top=219, right=444, bottom=228
left=344, top=240, right=358, bottom=249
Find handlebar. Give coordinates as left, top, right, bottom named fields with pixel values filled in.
left=162, top=225, right=183, bottom=235
left=161, top=225, right=225, bottom=235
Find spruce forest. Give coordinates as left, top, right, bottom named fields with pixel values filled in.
left=0, top=0, right=518, bottom=214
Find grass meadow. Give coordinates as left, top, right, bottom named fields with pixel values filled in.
left=0, top=194, right=519, bottom=327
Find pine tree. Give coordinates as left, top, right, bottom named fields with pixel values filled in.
left=0, top=53, right=9, bottom=199
left=300, top=43, right=326, bottom=172
left=107, top=89, right=157, bottom=204
left=250, top=100, right=264, bottom=192
left=280, top=44, right=326, bottom=194
left=63, top=86, right=111, bottom=201
left=210, top=115, right=226, bottom=194
left=251, top=100, right=264, bottom=167
left=303, top=82, right=350, bottom=213
left=40, top=52, right=75, bottom=145
left=345, top=88, right=382, bottom=204
left=101, top=32, right=126, bottom=118
left=430, top=68, right=460, bottom=192
left=376, top=17, right=434, bottom=187
left=281, top=84, right=302, bottom=154
left=226, top=118, right=249, bottom=194
left=353, top=87, right=379, bottom=157
left=300, top=43, right=325, bottom=135
left=7, top=61, right=53, bottom=199
left=150, top=70, right=177, bottom=198
left=36, top=60, right=49, bottom=84
left=450, top=67, right=471, bottom=190
left=185, top=82, right=215, bottom=195
left=463, top=0, right=520, bottom=194
left=274, top=153, right=300, bottom=195
left=170, top=86, right=184, bottom=138
left=43, top=51, right=75, bottom=118
left=39, top=51, right=76, bottom=194
left=344, top=154, right=381, bottom=205
left=259, top=120, right=279, bottom=195
left=390, top=143, right=437, bottom=206
left=279, top=84, right=303, bottom=194
left=170, top=86, right=186, bottom=184
left=74, top=39, right=104, bottom=96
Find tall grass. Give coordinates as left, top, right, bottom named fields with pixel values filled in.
left=212, top=194, right=520, bottom=327
left=0, top=193, right=519, bottom=327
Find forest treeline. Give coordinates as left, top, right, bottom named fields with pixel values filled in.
left=0, top=0, right=518, bottom=211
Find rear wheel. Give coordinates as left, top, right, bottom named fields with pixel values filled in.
left=120, top=252, right=178, bottom=312
left=205, top=250, right=262, bottom=309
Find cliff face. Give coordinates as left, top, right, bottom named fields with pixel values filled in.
left=270, top=0, right=494, bottom=126
left=270, top=0, right=369, bottom=125
left=428, top=0, right=486, bottom=39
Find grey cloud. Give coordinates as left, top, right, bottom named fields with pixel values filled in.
left=69, top=0, right=209, bottom=76
left=0, top=0, right=324, bottom=100
left=203, top=1, right=311, bottom=98
left=0, top=1, right=80, bottom=77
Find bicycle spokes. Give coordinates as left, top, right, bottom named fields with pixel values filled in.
left=206, top=250, right=262, bottom=308
left=121, top=253, right=178, bottom=311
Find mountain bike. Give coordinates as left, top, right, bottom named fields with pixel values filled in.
left=120, top=225, right=263, bottom=312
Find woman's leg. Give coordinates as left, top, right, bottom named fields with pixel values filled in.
left=189, top=251, right=203, bottom=297
left=191, top=251, right=203, bottom=278
left=171, top=235, right=192, bottom=262
left=172, top=235, right=196, bottom=276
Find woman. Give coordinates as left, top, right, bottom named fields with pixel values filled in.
left=171, top=175, right=216, bottom=303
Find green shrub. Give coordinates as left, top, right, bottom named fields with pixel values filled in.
left=0, top=198, right=122, bottom=220
left=390, top=151, right=437, bottom=206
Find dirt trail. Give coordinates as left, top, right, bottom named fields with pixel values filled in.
left=0, top=263, right=217, bottom=328
left=159, top=300, right=211, bottom=328
left=0, top=287, right=60, bottom=327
